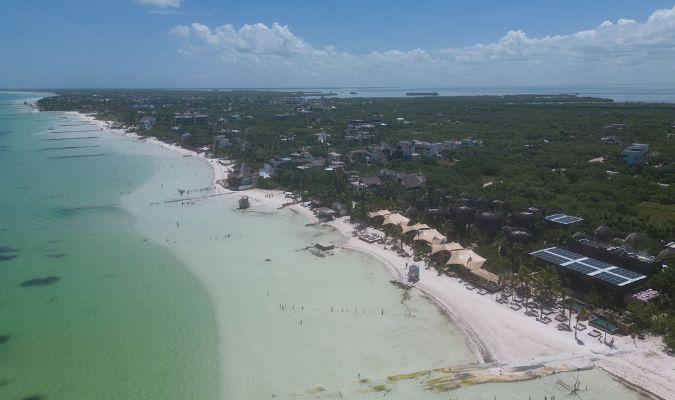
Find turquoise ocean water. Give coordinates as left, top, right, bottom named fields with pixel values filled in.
left=0, top=92, right=220, bottom=399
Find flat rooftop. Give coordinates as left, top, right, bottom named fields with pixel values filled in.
left=545, top=213, right=583, bottom=225
left=531, top=247, right=646, bottom=287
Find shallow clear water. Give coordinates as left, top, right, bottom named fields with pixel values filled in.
left=0, top=91, right=645, bottom=399
left=0, top=92, right=220, bottom=399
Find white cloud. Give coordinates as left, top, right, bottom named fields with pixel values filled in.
left=136, top=0, right=180, bottom=9
left=169, top=25, right=190, bottom=37
left=170, top=5, right=675, bottom=86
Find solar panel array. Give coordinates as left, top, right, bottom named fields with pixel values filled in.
left=545, top=214, right=584, bottom=225
left=530, top=247, right=646, bottom=287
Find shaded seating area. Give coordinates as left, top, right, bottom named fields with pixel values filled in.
left=382, top=213, right=410, bottom=228
left=469, top=268, right=500, bottom=291
left=430, top=242, right=465, bottom=257
left=447, top=249, right=486, bottom=269
left=402, top=223, right=430, bottom=235
left=446, top=249, right=499, bottom=291
left=368, top=209, right=392, bottom=219
left=414, top=228, right=446, bottom=245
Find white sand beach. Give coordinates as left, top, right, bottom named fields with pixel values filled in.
left=71, top=111, right=674, bottom=399
left=245, top=195, right=675, bottom=399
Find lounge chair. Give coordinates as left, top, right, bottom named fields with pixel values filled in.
left=554, top=314, right=568, bottom=322
left=557, top=323, right=572, bottom=332
left=588, top=329, right=601, bottom=338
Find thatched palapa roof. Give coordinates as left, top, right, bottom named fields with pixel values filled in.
left=382, top=213, right=410, bottom=228
left=368, top=209, right=392, bottom=219
left=402, top=223, right=430, bottom=234
left=430, top=242, right=465, bottom=255
left=414, top=229, right=446, bottom=245
left=446, top=249, right=486, bottom=269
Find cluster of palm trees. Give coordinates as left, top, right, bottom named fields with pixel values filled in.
left=498, top=265, right=619, bottom=343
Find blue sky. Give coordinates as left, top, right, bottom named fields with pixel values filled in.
left=1, top=1, right=675, bottom=88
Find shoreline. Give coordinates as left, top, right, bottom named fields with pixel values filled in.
left=248, top=200, right=674, bottom=399
left=58, top=108, right=674, bottom=399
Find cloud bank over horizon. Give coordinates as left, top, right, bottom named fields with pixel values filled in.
left=170, top=5, right=675, bottom=86
left=136, top=0, right=181, bottom=9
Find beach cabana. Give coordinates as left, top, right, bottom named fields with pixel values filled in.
left=430, top=242, right=465, bottom=255
left=402, top=223, right=430, bottom=235
left=368, top=209, right=392, bottom=219
left=414, top=229, right=446, bottom=245
left=382, top=213, right=410, bottom=228
left=446, top=249, right=486, bottom=270
left=470, top=268, right=500, bottom=288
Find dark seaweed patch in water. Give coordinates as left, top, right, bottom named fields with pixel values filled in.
left=0, top=254, right=18, bottom=262
left=52, top=153, right=110, bottom=159
left=20, top=276, right=60, bottom=287
left=44, top=253, right=66, bottom=259
left=0, top=246, right=19, bottom=253
left=22, top=396, right=44, bottom=400
left=55, top=205, right=119, bottom=217
left=0, top=335, right=9, bottom=345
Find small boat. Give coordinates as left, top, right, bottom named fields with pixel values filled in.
left=49, top=127, right=54, bottom=130
left=349, top=91, right=357, bottom=95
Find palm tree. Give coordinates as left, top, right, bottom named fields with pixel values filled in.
left=576, top=307, right=590, bottom=340
left=517, top=265, right=533, bottom=310
left=605, top=312, right=617, bottom=345
left=560, top=287, right=573, bottom=326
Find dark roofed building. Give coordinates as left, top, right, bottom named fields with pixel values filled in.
left=531, top=247, right=646, bottom=291
left=400, top=173, right=426, bottom=190
left=361, top=176, right=381, bottom=188
left=174, top=111, right=208, bottom=126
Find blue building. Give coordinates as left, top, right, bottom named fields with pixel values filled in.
left=622, top=143, right=649, bottom=166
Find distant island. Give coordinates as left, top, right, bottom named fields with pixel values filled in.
left=406, top=91, right=439, bottom=96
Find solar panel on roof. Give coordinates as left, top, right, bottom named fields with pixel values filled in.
left=611, top=267, right=643, bottom=280
left=583, top=258, right=613, bottom=269
left=595, top=272, right=627, bottom=285
left=557, top=216, right=583, bottom=224
left=545, top=213, right=583, bottom=225
left=530, top=246, right=646, bottom=287
left=532, top=251, right=569, bottom=265
left=565, top=262, right=596, bottom=275
left=547, top=247, right=580, bottom=260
